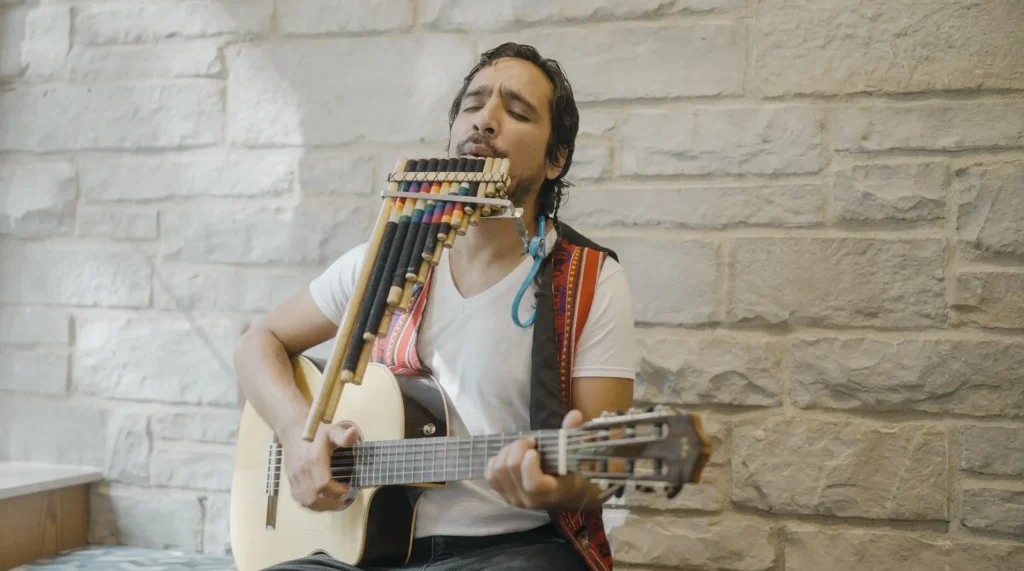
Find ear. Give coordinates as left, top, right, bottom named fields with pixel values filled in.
left=545, top=147, right=568, bottom=181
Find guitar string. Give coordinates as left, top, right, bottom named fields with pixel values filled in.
left=263, top=427, right=638, bottom=457
left=265, top=434, right=658, bottom=473
left=264, top=432, right=612, bottom=460
left=265, top=435, right=634, bottom=470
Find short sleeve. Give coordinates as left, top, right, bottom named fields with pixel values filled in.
left=571, top=256, right=637, bottom=380
left=308, top=242, right=369, bottom=325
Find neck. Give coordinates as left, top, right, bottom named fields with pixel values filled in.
left=452, top=197, right=541, bottom=265
left=337, top=430, right=567, bottom=487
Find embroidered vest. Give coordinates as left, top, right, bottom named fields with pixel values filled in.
left=372, top=222, right=618, bottom=571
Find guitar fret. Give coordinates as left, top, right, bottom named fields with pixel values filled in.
left=352, top=430, right=570, bottom=487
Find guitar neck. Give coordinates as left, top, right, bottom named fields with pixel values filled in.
left=336, top=430, right=565, bottom=487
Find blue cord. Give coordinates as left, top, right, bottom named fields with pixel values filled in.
left=512, top=215, right=546, bottom=328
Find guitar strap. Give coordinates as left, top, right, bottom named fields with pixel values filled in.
left=371, top=222, right=618, bottom=571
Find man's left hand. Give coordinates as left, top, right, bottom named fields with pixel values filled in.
left=485, top=409, right=600, bottom=511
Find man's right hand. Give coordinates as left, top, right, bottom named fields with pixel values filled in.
left=280, top=422, right=360, bottom=512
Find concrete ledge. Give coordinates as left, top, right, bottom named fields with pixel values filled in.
left=0, top=462, right=103, bottom=501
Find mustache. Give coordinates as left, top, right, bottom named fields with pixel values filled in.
left=454, top=133, right=505, bottom=158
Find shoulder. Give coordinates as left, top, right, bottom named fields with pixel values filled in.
left=308, top=241, right=370, bottom=325
left=570, top=246, right=636, bottom=380
left=554, top=221, right=618, bottom=262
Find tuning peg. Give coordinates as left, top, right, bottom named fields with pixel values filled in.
left=664, top=484, right=683, bottom=500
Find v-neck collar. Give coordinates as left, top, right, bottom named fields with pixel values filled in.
left=436, top=229, right=558, bottom=309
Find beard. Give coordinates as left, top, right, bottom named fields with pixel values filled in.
left=452, top=134, right=543, bottom=209
left=454, top=132, right=506, bottom=159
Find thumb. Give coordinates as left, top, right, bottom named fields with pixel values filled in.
left=328, top=423, right=360, bottom=448
left=561, top=409, right=584, bottom=429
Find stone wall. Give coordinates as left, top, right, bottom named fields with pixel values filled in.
left=1, top=1, right=1023, bottom=569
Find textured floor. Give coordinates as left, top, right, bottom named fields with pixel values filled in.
left=11, top=546, right=237, bottom=571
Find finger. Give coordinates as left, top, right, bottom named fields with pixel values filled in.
left=562, top=409, right=584, bottom=429
left=308, top=495, right=345, bottom=512
left=505, top=439, right=535, bottom=505
left=490, top=444, right=523, bottom=507
left=520, top=448, right=556, bottom=497
left=320, top=478, right=350, bottom=499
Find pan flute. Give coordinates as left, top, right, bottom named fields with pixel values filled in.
left=301, top=156, right=523, bottom=440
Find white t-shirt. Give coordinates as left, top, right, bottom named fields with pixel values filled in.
left=308, top=229, right=636, bottom=538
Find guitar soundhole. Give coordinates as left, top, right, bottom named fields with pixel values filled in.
left=330, top=420, right=362, bottom=510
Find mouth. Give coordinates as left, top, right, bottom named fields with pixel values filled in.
left=457, top=139, right=504, bottom=160
left=465, top=144, right=495, bottom=158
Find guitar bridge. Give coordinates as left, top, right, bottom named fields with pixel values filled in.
left=265, top=436, right=282, bottom=530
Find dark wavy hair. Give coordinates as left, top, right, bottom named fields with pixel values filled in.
left=448, top=42, right=580, bottom=225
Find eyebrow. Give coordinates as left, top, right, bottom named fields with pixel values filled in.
left=463, top=84, right=539, bottom=116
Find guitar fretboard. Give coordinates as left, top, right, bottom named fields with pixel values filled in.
left=336, top=431, right=566, bottom=487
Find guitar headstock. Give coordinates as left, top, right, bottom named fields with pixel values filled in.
left=567, top=405, right=712, bottom=500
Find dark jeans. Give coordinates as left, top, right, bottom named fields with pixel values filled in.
left=262, top=523, right=587, bottom=571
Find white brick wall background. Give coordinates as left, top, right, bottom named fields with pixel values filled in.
left=1, top=0, right=1023, bottom=568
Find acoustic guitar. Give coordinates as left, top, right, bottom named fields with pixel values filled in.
left=229, top=354, right=711, bottom=571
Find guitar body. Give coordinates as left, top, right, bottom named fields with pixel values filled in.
left=230, top=356, right=449, bottom=571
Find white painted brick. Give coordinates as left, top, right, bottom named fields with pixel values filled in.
left=0, top=244, right=152, bottom=307
left=787, top=527, right=1024, bottom=571
left=754, top=0, right=1024, bottom=96
left=0, top=83, right=223, bottom=151
left=0, top=307, right=70, bottom=345
left=832, top=162, right=948, bottom=223
left=280, top=0, right=413, bottom=35
left=598, top=236, right=717, bottom=325
left=956, top=160, right=1024, bottom=260
left=298, top=151, right=375, bottom=195
left=68, top=43, right=222, bottom=81
left=620, top=107, right=826, bottom=175
left=78, top=208, right=159, bottom=240
left=80, top=153, right=294, bottom=202
left=488, top=23, right=744, bottom=101
left=423, top=0, right=743, bottom=31
left=571, top=142, right=611, bottom=180
left=105, top=412, right=150, bottom=485
left=75, top=0, right=273, bottom=45
left=579, top=108, right=618, bottom=136
left=636, top=333, right=783, bottom=407
left=150, top=445, right=234, bottom=491
left=154, top=264, right=320, bottom=313
left=0, top=160, right=77, bottom=238
left=89, top=485, right=203, bottom=551
left=21, top=5, right=69, bottom=77
left=955, top=271, right=1024, bottom=329
left=727, top=239, right=947, bottom=328
left=202, top=494, right=231, bottom=555
left=610, top=515, right=775, bottom=570
left=0, top=396, right=107, bottom=467
left=833, top=101, right=1024, bottom=152
left=152, top=410, right=240, bottom=444
left=0, top=8, right=26, bottom=77
left=75, top=317, right=242, bottom=406
left=0, top=349, right=68, bottom=394
left=159, top=200, right=377, bottom=264
left=227, top=36, right=475, bottom=146
left=563, top=184, right=824, bottom=228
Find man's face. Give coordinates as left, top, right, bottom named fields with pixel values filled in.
left=448, top=57, right=562, bottom=207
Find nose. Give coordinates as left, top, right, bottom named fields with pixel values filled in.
left=472, top=98, right=501, bottom=136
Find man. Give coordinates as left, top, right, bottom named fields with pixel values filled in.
left=233, top=42, right=637, bottom=570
